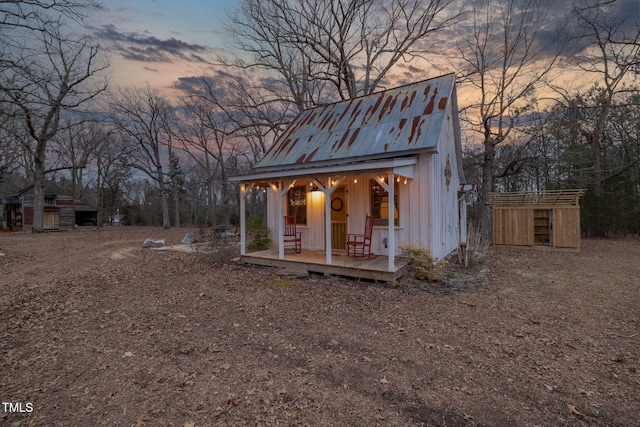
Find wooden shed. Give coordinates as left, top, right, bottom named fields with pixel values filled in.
left=488, top=189, right=586, bottom=250
left=2, top=181, right=97, bottom=231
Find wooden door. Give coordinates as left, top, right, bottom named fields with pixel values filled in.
left=492, top=207, right=534, bottom=246
left=552, top=207, right=581, bottom=249
left=330, top=187, right=347, bottom=250
left=43, top=211, right=59, bottom=230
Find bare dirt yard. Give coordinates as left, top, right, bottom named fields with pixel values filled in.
left=1, top=227, right=638, bottom=427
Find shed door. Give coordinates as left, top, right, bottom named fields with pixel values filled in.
left=330, top=187, right=347, bottom=250
left=493, top=207, right=534, bottom=246
left=43, top=211, right=59, bottom=230
left=553, top=207, right=581, bottom=249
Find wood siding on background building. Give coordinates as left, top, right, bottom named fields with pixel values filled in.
left=553, top=207, right=581, bottom=249
left=43, top=211, right=59, bottom=230
left=489, top=190, right=585, bottom=251
left=492, top=205, right=582, bottom=250
left=492, top=207, right=534, bottom=246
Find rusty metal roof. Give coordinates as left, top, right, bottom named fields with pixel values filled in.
left=255, top=73, right=456, bottom=171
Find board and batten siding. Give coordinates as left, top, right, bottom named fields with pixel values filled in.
left=552, top=207, right=581, bottom=249
left=430, top=112, right=463, bottom=260
left=492, top=207, right=534, bottom=246
left=492, top=205, right=582, bottom=249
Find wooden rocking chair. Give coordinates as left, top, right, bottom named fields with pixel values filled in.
left=347, top=214, right=374, bottom=258
left=283, top=215, right=302, bottom=253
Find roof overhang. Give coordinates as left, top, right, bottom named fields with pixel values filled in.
left=230, top=157, right=418, bottom=184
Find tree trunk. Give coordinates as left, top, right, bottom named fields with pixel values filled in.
left=32, top=156, right=46, bottom=233
left=172, top=185, right=180, bottom=228
left=156, top=166, right=171, bottom=229
left=480, top=137, right=496, bottom=242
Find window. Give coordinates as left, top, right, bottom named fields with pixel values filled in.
left=44, top=196, right=55, bottom=205
left=287, top=186, right=307, bottom=225
left=370, top=179, right=399, bottom=226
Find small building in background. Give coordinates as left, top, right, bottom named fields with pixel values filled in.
left=488, top=189, right=586, bottom=250
left=2, top=181, right=98, bottom=231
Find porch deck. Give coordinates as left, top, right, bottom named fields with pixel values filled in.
left=240, top=249, right=409, bottom=283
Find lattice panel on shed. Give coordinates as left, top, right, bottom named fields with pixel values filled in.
left=487, top=189, right=586, bottom=207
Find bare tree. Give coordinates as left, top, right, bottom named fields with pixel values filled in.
left=454, top=0, right=564, bottom=238
left=107, top=85, right=174, bottom=229
left=177, top=82, right=243, bottom=226
left=229, top=0, right=460, bottom=109
left=175, top=69, right=298, bottom=226
left=0, top=0, right=98, bottom=26
left=549, top=0, right=639, bottom=197
left=50, top=119, right=110, bottom=202
left=0, top=19, right=107, bottom=231
left=92, top=131, right=131, bottom=226
left=0, top=107, right=26, bottom=179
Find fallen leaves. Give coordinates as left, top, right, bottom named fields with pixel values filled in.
left=1, top=229, right=639, bottom=427
left=566, top=403, right=587, bottom=419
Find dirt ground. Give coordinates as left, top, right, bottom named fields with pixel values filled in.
left=0, top=227, right=638, bottom=427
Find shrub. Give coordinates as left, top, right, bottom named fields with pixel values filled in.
left=247, top=217, right=270, bottom=252
left=400, top=245, right=444, bottom=281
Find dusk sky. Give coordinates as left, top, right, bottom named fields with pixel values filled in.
left=86, top=0, right=639, bottom=96
left=87, top=0, right=237, bottom=91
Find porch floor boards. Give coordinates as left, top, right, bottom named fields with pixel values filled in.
left=239, top=249, right=409, bottom=283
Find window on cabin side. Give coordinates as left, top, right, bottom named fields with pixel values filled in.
left=370, top=179, right=399, bottom=226
left=287, top=186, right=307, bottom=225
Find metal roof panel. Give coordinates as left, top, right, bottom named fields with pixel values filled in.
left=256, top=73, right=455, bottom=170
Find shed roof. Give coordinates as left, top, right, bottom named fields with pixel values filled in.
left=254, top=73, right=456, bottom=172
left=488, top=189, right=587, bottom=207
left=3, top=181, right=97, bottom=211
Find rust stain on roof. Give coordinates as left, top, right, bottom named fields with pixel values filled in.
left=438, top=97, right=448, bottom=111
left=423, top=87, right=438, bottom=115
left=255, top=73, right=456, bottom=170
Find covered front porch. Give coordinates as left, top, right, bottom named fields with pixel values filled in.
left=239, top=249, right=409, bottom=283
left=232, top=157, right=418, bottom=278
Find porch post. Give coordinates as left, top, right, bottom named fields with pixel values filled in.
left=274, top=180, right=295, bottom=260
left=240, top=184, right=247, bottom=255
left=324, top=177, right=332, bottom=265
left=388, top=172, right=395, bottom=272
left=277, top=181, right=285, bottom=260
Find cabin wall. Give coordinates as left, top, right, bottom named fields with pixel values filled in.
left=56, top=196, right=76, bottom=227
left=266, top=183, right=326, bottom=251
left=429, top=114, right=463, bottom=259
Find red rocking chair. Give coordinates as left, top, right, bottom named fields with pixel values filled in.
left=283, top=215, right=302, bottom=253
left=347, top=214, right=374, bottom=258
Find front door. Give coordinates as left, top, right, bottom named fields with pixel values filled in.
left=330, top=187, right=347, bottom=250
